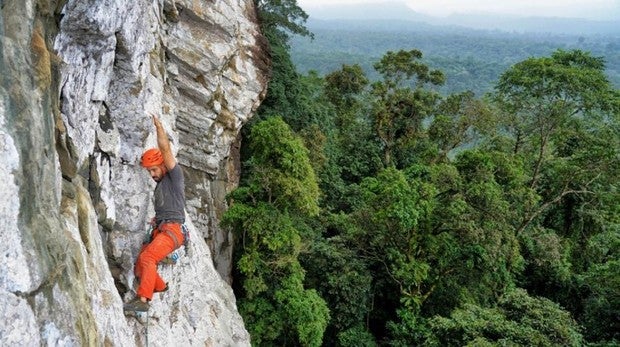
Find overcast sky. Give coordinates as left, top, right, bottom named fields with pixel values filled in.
left=297, top=0, right=620, bottom=20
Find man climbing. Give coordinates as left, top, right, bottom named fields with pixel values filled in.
left=124, top=114, right=186, bottom=312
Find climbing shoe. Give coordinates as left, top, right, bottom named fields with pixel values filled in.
left=123, top=298, right=150, bottom=312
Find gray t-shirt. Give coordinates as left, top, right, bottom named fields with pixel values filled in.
left=154, top=164, right=185, bottom=223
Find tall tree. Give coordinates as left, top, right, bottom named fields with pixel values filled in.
left=493, top=49, right=620, bottom=343
left=252, top=0, right=312, bottom=130
left=325, top=64, right=369, bottom=121
left=323, top=64, right=382, bottom=200
left=223, top=117, right=329, bottom=346
left=370, top=49, right=445, bottom=167
left=347, top=167, right=429, bottom=338
left=493, top=49, right=620, bottom=235
left=254, top=0, right=311, bottom=38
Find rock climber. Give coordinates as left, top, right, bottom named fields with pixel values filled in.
left=124, top=114, right=186, bottom=312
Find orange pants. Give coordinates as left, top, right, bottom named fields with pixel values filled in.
left=134, top=222, right=184, bottom=300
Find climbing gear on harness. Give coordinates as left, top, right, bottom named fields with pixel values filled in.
left=159, top=251, right=178, bottom=265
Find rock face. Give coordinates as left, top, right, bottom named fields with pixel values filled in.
left=0, top=0, right=269, bottom=345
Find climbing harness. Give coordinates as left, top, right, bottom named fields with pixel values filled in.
left=144, top=222, right=190, bottom=265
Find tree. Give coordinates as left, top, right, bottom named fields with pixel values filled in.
left=254, top=0, right=312, bottom=38
left=252, top=0, right=313, bottom=131
left=405, top=153, right=526, bottom=319
left=428, top=91, right=496, bottom=162
left=321, top=64, right=383, bottom=210
left=370, top=49, right=445, bottom=167
left=578, top=227, right=620, bottom=342
left=244, top=116, right=320, bottom=215
left=325, top=64, right=369, bottom=119
left=352, top=168, right=426, bottom=308
left=492, top=49, right=620, bottom=345
left=301, top=228, right=375, bottom=345
left=426, top=289, right=584, bottom=346
left=493, top=49, right=620, bottom=235
left=223, top=117, right=329, bottom=346
left=343, top=167, right=436, bottom=340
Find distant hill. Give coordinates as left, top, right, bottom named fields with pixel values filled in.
left=441, top=14, right=620, bottom=36
left=303, top=2, right=433, bottom=22
left=303, top=2, right=620, bottom=36
left=290, top=15, right=620, bottom=95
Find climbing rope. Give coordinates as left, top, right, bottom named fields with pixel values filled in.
left=146, top=313, right=149, bottom=347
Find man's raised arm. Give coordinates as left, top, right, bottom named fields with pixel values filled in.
left=152, top=114, right=177, bottom=170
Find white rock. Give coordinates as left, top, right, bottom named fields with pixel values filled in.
left=0, top=0, right=268, bottom=345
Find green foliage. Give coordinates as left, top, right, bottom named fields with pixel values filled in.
left=427, top=289, right=584, bottom=346
left=520, top=227, right=573, bottom=284
left=325, top=64, right=369, bottom=111
left=255, top=24, right=306, bottom=127
left=581, top=259, right=620, bottom=342
left=489, top=52, right=620, bottom=343
left=491, top=50, right=620, bottom=249
left=255, top=0, right=311, bottom=37
left=370, top=50, right=444, bottom=167
left=452, top=151, right=523, bottom=269
left=337, top=325, right=377, bottom=347
left=230, top=22, right=620, bottom=345
left=320, top=64, right=384, bottom=210
left=399, top=155, right=524, bottom=321
left=386, top=309, right=431, bottom=346
left=223, top=115, right=329, bottom=346
left=428, top=91, right=496, bottom=161
left=374, top=49, right=445, bottom=88
left=579, top=227, right=620, bottom=342
left=275, top=274, right=330, bottom=346
left=358, top=167, right=421, bottom=234
left=224, top=202, right=302, bottom=297
left=302, top=234, right=373, bottom=335
left=247, top=116, right=320, bottom=216
left=237, top=296, right=283, bottom=345
left=253, top=0, right=314, bottom=133
left=494, top=49, right=616, bottom=138
left=297, top=72, right=339, bottom=132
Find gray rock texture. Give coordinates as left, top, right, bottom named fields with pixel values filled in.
left=0, top=0, right=269, bottom=345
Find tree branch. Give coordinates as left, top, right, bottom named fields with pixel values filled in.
left=516, top=185, right=595, bottom=235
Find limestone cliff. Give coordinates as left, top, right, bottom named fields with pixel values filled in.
left=0, top=0, right=269, bottom=345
